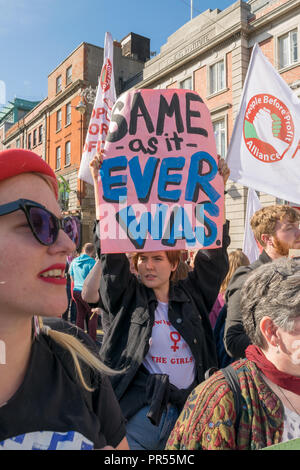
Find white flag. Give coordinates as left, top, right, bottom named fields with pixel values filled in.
left=243, top=188, right=261, bottom=263
left=79, top=32, right=116, bottom=185
left=227, top=44, right=300, bottom=204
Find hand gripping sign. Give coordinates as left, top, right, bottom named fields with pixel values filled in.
left=97, top=89, right=224, bottom=253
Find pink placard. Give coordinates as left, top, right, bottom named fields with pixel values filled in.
left=98, top=89, right=224, bottom=253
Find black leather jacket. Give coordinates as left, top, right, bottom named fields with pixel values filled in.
left=99, top=222, right=230, bottom=419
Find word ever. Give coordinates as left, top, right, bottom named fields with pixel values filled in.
left=101, top=151, right=219, bottom=205
left=99, top=201, right=219, bottom=249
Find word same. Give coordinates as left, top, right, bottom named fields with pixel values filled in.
left=106, top=91, right=208, bottom=155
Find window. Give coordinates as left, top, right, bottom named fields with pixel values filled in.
left=278, top=29, right=298, bottom=69
left=66, top=102, right=71, bottom=125
left=209, top=60, right=225, bottom=95
left=33, top=129, right=37, bottom=147
left=213, top=119, right=226, bottom=158
left=66, top=65, right=72, bottom=85
left=28, top=133, right=31, bottom=149
left=56, top=75, right=62, bottom=94
left=179, top=77, right=192, bottom=90
left=65, top=141, right=71, bottom=166
left=38, top=125, right=43, bottom=144
left=56, top=146, right=61, bottom=169
left=56, top=109, right=62, bottom=131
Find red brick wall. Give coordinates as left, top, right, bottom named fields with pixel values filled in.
left=48, top=45, right=85, bottom=99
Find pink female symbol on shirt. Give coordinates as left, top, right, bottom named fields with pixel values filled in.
left=170, top=331, right=181, bottom=352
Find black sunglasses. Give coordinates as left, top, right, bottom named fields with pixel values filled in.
left=0, top=198, right=80, bottom=248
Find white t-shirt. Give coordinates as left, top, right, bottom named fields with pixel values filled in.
left=143, top=301, right=196, bottom=389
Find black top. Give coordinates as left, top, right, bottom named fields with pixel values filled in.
left=0, top=330, right=126, bottom=450
left=99, top=222, right=230, bottom=419
left=224, top=250, right=272, bottom=360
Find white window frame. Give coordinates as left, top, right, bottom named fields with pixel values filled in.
left=56, top=146, right=61, bottom=170
left=213, top=117, right=227, bottom=159
left=56, top=75, right=62, bottom=94
left=65, top=141, right=71, bottom=166
left=208, top=58, right=226, bottom=96
left=56, top=109, right=62, bottom=131
left=179, top=76, right=193, bottom=90
left=66, top=65, right=72, bottom=85
left=278, top=28, right=298, bottom=70
left=33, top=129, right=37, bottom=147
left=38, top=125, right=43, bottom=144
left=66, top=102, right=71, bottom=125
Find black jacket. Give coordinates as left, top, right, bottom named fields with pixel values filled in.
left=224, top=250, right=272, bottom=360
left=99, top=222, right=230, bottom=419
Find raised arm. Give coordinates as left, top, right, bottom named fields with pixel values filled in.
left=184, top=157, right=230, bottom=312
left=89, top=154, right=137, bottom=314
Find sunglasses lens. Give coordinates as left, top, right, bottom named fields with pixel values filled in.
left=63, top=217, right=80, bottom=248
left=29, top=207, right=58, bottom=245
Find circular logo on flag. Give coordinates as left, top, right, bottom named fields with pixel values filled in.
left=101, top=59, right=112, bottom=92
left=243, top=94, right=294, bottom=163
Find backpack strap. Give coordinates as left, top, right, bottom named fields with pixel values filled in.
left=221, top=365, right=242, bottom=438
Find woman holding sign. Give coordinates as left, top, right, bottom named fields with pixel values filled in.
left=166, top=257, right=300, bottom=450
left=0, top=149, right=128, bottom=450
left=89, top=153, right=230, bottom=450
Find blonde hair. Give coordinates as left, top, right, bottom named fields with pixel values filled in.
left=38, top=317, right=118, bottom=392
left=220, top=249, right=250, bottom=294
left=33, top=174, right=118, bottom=391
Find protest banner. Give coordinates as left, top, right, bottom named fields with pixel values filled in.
left=78, top=32, right=116, bottom=186
left=97, top=88, right=224, bottom=253
left=242, top=187, right=261, bottom=263
left=227, top=44, right=300, bottom=204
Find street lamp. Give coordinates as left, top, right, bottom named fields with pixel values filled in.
left=75, top=100, right=86, bottom=115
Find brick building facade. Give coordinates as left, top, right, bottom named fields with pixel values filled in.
left=3, top=38, right=149, bottom=244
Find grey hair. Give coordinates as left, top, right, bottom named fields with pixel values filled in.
left=240, top=257, right=300, bottom=349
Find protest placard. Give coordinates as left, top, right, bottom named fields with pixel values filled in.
left=97, top=88, right=224, bottom=253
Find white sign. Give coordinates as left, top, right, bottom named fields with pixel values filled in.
left=227, top=44, right=300, bottom=204
left=79, top=32, right=116, bottom=185
left=243, top=188, right=261, bottom=263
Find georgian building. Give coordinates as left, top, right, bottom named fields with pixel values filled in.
left=126, top=0, right=300, bottom=249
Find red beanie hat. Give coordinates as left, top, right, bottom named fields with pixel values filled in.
left=0, top=149, right=58, bottom=198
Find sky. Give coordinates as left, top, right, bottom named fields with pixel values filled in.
left=0, top=0, right=235, bottom=106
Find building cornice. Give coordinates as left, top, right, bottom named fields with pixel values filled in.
left=248, top=0, right=300, bottom=30
left=133, top=23, right=249, bottom=89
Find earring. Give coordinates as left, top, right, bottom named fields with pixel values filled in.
left=276, top=343, right=280, bottom=354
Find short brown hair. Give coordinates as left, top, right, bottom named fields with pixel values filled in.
left=82, top=243, right=95, bottom=256
left=132, top=250, right=181, bottom=281
left=250, top=205, right=300, bottom=247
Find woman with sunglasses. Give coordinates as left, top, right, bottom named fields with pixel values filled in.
left=89, top=153, right=230, bottom=450
left=166, top=257, right=300, bottom=450
left=0, top=149, right=128, bottom=450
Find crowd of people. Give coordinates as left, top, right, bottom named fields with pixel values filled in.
left=0, top=148, right=299, bottom=451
